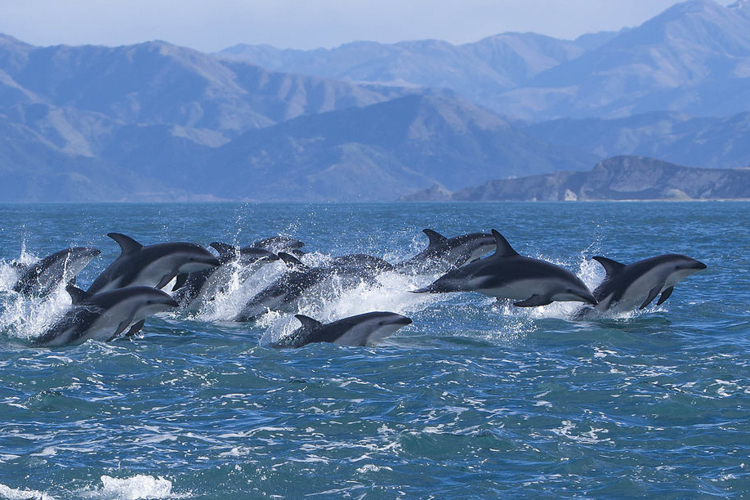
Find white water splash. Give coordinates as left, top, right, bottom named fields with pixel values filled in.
left=0, top=484, right=56, bottom=500
left=79, top=475, right=174, bottom=500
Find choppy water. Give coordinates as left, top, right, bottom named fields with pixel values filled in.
left=0, top=202, right=747, bottom=499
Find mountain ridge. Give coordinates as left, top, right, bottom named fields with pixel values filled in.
left=400, top=156, right=750, bottom=202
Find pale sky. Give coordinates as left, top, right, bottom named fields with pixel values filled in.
left=0, top=0, right=737, bottom=52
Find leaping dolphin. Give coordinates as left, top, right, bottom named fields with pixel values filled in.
left=173, top=242, right=278, bottom=310
left=395, top=229, right=496, bottom=274
left=32, top=285, right=179, bottom=347
left=584, top=253, right=707, bottom=314
left=413, top=230, right=597, bottom=307
left=270, top=312, right=412, bottom=348
left=235, top=253, right=392, bottom=322
left=87, top=233, right=220, bottom=294
left=13, top=247, right=101, bottom=296
left=251, top=236, right=305, bottom=256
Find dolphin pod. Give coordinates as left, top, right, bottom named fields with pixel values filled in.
left=2, top=228, right=706, bottom=347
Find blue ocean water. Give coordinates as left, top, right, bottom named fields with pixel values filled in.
left=0, top=202, right=747, bottom=499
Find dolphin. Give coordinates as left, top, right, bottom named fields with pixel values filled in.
left=173, top=242, right=278, bottom=310
left=583, top=254, right=707, bottom=314
left=270, top=312, right=413, bottom=348
left=32, top=286, right=179, bottom=347
left=395, top=229, right=496, bottom=274
left=235, top=253, right=391, bottom=322
left=87, top=233, right=220, bottom=294
left=13, top=247, right=101, bottom=296
left=413, top=229, right=597, bottom=307
left=252, top=236, right=305, bottom=255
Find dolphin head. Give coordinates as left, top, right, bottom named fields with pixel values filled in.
left=238, top=248, right=279, bottom=266
left=346, top=312, right=413, bottom=346
left=176, top=244, right=222, bottom=273
left=440, top=232, right=497, bottom=268
left=550, top=278, right=598, bottom=305
left=67, top=246, right=102, bottom=262
left=60, top=246, right=102, bottom=281
left=132, top=288, right=180, bottom=319
left=460, top=233, right=497, bottom=263
left=663, top=254, right=707, bottom=286
left=671, top=254, right=707, bottom=271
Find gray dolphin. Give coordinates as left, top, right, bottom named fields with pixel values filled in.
left=270, top=311, right=413, bottom=348
left=235, top=253, right=392, bottom=322
left=585, top=254, right=707, bottom=314
left=87, top=233, right=220, bottom=294
left=32, top=286, right=179, bottom=347
left=413, top=229, right=597, bottom=307
left=173, top=242, right=278, bottom=310
left=252, top=236, right=305, bottom=255
left=13, top=247, right=101, bottom=296
left=395, top=229, right=496, bottom=274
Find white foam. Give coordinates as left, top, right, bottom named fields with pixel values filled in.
left=0, top=285, right=73, bottom=341
left=82, top=475, right=173, bottom=500
left=259, top=269, right=443, bottom=345
left=0, top=484, right=55, bottom=500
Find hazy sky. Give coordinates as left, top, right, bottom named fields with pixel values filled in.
left=0, top=0, right=737, bottom=52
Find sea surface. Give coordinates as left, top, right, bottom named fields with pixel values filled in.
left=0, top=202, right=747, bottom=499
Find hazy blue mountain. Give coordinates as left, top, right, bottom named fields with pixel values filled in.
left=0, top=1, right=747, bottom=202
left=497, top=0, right=750, bottom=119
left=218, top=1, right=750, bottom=121
left=0, top=37, right=419, bottom=143
left=175, top=95, right=596, bottom=201
left=217, top=32, right=595, bottom=107
left=401, top=156, right=750, bottom=201
left=0, top=113, right=184, bottom=202
left=523, top=111, right=750, bottom=168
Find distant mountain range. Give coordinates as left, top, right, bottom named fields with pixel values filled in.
left=173, top=95, right=595, bottom=201
left=400, top=156, right=750, bottom=201
left=0, top=0, right=748, bottom=201
left=218, top=0, right=750, bottom=121
left=522, top=111, right=750, bottom=169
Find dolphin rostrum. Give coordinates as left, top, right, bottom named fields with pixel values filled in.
left=86, top=233, right=220, bottom=294
left=13, top=247, right=101, bottom=296
left=32, top=285, right=179, bottom=347
left=270, top=311, right=412, bottom=348
left=413, top=230, right=597, bottom=307
left=585, top=253, right=707, bottom=314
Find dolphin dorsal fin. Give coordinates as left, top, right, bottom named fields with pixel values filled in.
left=295, top=314, right=323, bottom=331
left=592, top=256, right=626, bottom=278
left=491, top=230, right=519, bottom=258
left=210, top=242, right=236, bottom=257
left=422, top=229, right=448, bottom=248
left=107, top=233, right=143, bottom=256
left=278, top=252, right=308, bottom=271
left=66, top=284, right=92, bottom=305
